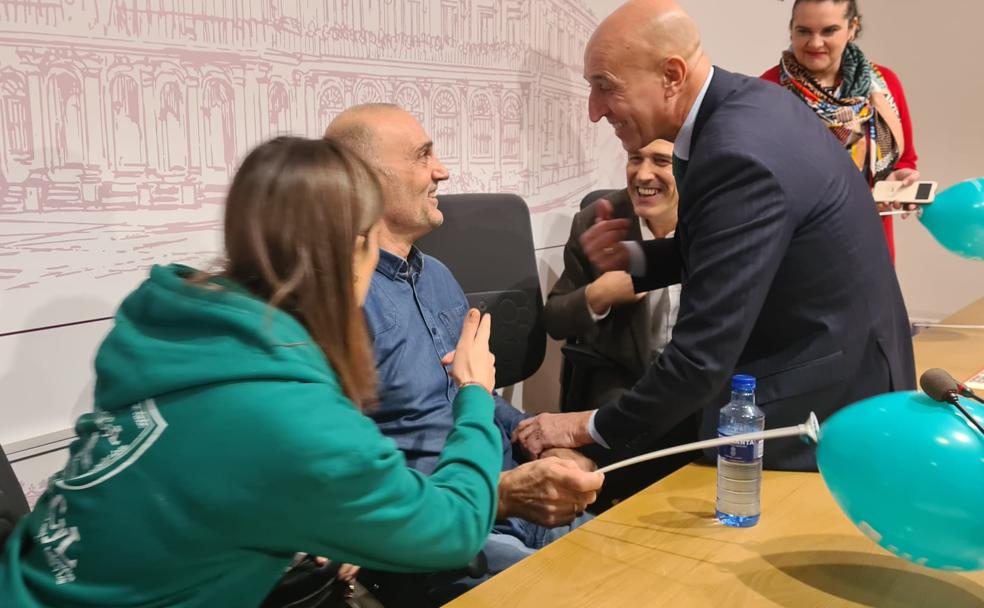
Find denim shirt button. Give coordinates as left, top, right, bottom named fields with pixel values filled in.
left=430, top=328, right=437, bottom=335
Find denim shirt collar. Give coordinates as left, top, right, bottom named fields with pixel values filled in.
left=375, top=246, right=425, bottom=282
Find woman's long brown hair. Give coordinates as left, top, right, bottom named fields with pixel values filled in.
left=219, top=136, right=382, bottom=408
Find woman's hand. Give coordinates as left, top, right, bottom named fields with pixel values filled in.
left=441, top=309, right=495, bottom=393
left=878, top=168, right=921, bottom=216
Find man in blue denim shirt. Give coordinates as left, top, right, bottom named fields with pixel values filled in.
left=327, top=105, right=603, bottom=602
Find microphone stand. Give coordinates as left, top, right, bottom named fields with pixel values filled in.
left=944, top=393, right=984, bottom=436
left=597, top=413, right=819, bottom=475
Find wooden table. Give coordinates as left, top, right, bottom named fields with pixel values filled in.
left=447, top=466, right=984, bottom=607
left=447, top=298, right=984, bottom=607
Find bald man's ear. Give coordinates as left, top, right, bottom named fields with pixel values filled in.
left=662, top=56, right=688, bottom=98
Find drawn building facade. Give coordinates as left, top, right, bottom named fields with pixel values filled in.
left=0, top=0, right=599, bottom=214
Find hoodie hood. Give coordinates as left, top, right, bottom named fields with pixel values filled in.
left=94, top=264, right=333, bottom=411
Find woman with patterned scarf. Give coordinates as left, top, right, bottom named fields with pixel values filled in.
left=761, top=0, right=919, bottom=261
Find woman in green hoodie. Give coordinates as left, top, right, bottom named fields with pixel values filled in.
left=0, top=137, right=503, bottom=607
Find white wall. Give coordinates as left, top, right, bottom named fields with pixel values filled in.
left=858, top=0, right=984, bottom=319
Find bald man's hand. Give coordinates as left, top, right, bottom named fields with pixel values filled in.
left=497, top=458, right=604, bottom=527
left=581, top=199, right=632, bottom=273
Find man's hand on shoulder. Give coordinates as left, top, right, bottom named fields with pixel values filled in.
left=497, top=457, right=604, bottom=528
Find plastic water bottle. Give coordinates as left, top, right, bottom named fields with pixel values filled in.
left=716, top=374, right=765, bottom=527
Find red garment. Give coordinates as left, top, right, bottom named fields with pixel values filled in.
left=760, top=64, right=918, bottom=261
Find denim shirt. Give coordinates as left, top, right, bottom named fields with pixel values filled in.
left=363, top=247, right=526, bottom=477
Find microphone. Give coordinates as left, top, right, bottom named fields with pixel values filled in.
left=920, top=368, right=984, bottom=435
left=921, top=368, right=984, bottom=404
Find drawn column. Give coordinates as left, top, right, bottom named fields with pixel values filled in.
left=80, top=60, right=106, bottom=204
left=22, top=64, right=45, bottom=210
left=457, top=81, right=470, bottom=178
left=184, top=69, right=203, bottom=205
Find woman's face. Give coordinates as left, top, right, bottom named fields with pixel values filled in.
left=353, top=222, right=381, bottom=306
left=790, top=1, right=859, bottom=81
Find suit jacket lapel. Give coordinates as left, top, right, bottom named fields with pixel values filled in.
left=676, top=67, right=743, bottom=284
left=690, top=67, right=740, bottom=157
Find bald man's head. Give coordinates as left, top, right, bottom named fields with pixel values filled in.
left=584, top=0, right=710, bottom=150
left=324, top=105, right=450, bottom=256
left=324, top=103, right=403, bottom=167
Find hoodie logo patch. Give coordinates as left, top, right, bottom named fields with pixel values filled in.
left=54, top=399, right=168, bottom=491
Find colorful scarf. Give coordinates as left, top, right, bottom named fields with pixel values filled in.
left=779, top=43, right=903, bottom=182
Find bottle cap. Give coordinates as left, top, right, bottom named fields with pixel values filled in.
left=732, top=374, right=756, bottom=391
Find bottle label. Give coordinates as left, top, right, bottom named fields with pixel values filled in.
left=718, top=434, right=763, bottom=462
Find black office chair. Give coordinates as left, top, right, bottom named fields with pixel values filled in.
left=558, top=188, right=624, bottom=412
left=416, top=193, right=546, bottom=388
left=0, top=444, right=30, bottom=549
left=579, top=188, right=619, bottom=211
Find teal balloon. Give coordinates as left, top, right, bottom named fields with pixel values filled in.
left=918, top=178, right=984, bottom=260
left=816, top=391, right=984, bottom=571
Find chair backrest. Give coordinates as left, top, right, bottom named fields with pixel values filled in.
left=0, top=443, right=29, bottom=547
left=416, top=193, right=545, bottom=388
left=580, top=188, right=620, bottom=211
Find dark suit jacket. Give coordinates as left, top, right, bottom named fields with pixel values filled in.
left=593, top=68, right=916, bottom=471
left=543, top=190, right=650, bottom=409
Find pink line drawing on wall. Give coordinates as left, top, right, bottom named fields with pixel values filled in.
left=0, top=0, right=600, bottom=333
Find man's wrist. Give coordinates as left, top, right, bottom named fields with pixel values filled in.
left=496, top=472, right=511, bottom=519
left=584, top=283, right=612, bottom=319
left=584, top=282, right=605, bottom=314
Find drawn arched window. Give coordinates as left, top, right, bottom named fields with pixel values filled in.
left=394, top=85, right=423, bottom=123
left=431, top=88, right=458, bottom=161
left=111, top=74, right=142, bottom=167
left=354, top=80, right=383, bottom=105
left=318, top=83, right=344, bottom=127
left=202, top=79, right=236, bottom=173
left=501, top=93, right=522, bottom=161
left=564, top=100, right=577, bottom=161
left=48, top=71, right=84, bottom=167
left=268, top=83, right=290, bottom=135
left=158, top=80, right=187, bottom=171
left=0, top=73, right=32, bottom=160
left=406, top=0, right=423, bottom=35
left=441, top=1, right=461, bottom=39
left=469, top=92, right=493, bottom=159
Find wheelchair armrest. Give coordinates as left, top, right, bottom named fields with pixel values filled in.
left=463, top=549, right=487, bottom=579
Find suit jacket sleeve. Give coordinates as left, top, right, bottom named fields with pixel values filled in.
left=594, top=150, right=794, bottom=448
left=542, top=208, right=600, bottom=340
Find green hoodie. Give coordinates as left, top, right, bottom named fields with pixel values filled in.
left=0, top=264, right=501, bottom=607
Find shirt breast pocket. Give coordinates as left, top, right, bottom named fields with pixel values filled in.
left=437, top=304, right=466, bottom=344
left=365, top=287, right=399, bottom=338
